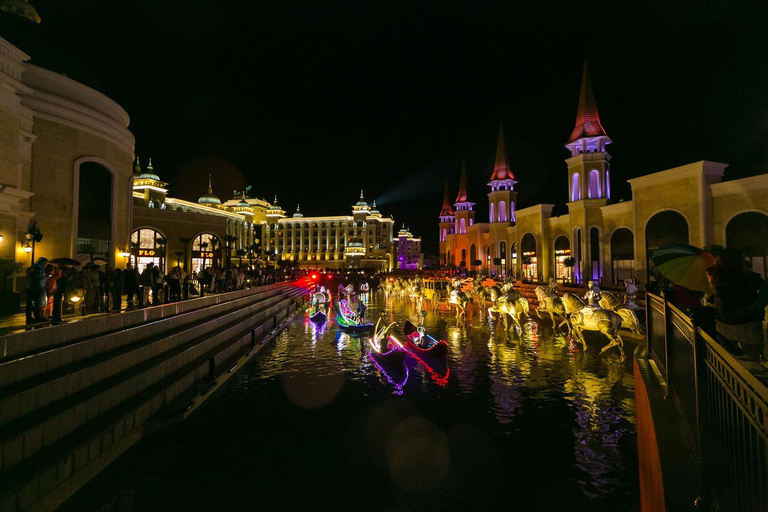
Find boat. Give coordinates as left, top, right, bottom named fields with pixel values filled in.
left=334, top=300, right=374, bottom=334
left=309, top=288, right=331, bottom=323
left=402, top=320, right=449, bottom=357
left=368, top=337, right=407, bottom=365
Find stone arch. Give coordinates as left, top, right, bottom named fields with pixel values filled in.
left=610, top=227, right=635, bottom=283
left=645, top=210, right=690, bottom=281
left=553, top=235, right=571, bottom=281
left=588, top=169, right=600, bottom=198
left=726, top=211, right=768, bottom=277
left=470, top=244, right=477, bottom=269
left=521, top=232, right=538, bottom=281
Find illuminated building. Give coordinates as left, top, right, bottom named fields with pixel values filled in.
left=441, top=60, right=768, bottom=284
left=393, top=224, right=423, bottom=270
left=263, top=191, right=400, bottom=271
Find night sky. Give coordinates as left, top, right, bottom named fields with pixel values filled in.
left=4, top=1, right=768, bottom=255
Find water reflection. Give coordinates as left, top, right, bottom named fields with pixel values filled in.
left=62, top=291, right=638, bottom=511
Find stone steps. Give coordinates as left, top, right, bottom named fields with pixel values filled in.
left=0, top=283, right=311, bottom=512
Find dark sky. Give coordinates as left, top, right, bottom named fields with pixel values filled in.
left=4, top=1, right=768, bottom=255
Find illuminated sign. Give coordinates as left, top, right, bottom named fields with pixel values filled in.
left=192, top=251, right=215, bottom=258
left=138, top=249, right=156, bottom=257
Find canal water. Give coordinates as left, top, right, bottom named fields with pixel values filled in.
left=62, top=291, right=639, bottom=511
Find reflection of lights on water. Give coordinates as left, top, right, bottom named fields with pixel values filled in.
left=368, top=353, right=409, bottom=395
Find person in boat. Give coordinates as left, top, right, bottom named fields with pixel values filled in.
left=356, top=300, right=367, bottom=322
left=417, top=325, right=432, bottom=348
left=583, top=280, right=601, bottom=308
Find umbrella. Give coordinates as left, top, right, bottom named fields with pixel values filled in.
left=48, top=257, right=81, bottom=267
left=650, top=244, right=716, bottom=292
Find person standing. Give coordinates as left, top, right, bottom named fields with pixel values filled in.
left=123, top=263, right=138, bottom=307
left=151, top=263, right=164, bottom=305
left=139, top=262, right=154, bottom=307
left=109, top=268, right=124, bottom=310
left=82, top=262, right=101, bottom=313
left=25, top=257, right=49, bottom=323
left=167, top=265, right=182, bottom=301
left=43, top=263, right=61, bottom=318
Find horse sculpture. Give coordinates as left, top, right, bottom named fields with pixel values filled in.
left=598, top=291, right=645, bottom=336
left=487, top=284, right=529, bottom=333
left=561, top=293, right=625, bottom=358
left=534, top=286, right=568, bottom=329
left=446, top=282, right=473, bottom=318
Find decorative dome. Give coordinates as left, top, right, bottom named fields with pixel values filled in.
left=370, top=200, right=380, bottom=215
left=198, top=174, right=221, bottom=205
left=236, top=192, right=249, bottom=207
left=355, top=190, right=368, bottom=207
left=272, top=195, right=280, bottom=208
left=138, top=157, right=161, bottom=181
left=293, top=204, right=303, bottom=218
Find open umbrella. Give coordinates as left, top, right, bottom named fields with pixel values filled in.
left=650, top=244, right=716, bottom=292
left=48, top=257, right=81, bottom=267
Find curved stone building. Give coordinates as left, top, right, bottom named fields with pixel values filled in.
left=0, top=36, right=134, bottom=286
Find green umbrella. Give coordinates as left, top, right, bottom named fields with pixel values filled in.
left=651, top=245, right=716, bottom=292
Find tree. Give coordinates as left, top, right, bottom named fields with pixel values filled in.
left=473, top=259, right=482, bottom=267
left=0, top=258, right=23, bottom=294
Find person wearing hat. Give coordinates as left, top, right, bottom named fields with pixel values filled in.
left=583, top=280, right=601, bottom=308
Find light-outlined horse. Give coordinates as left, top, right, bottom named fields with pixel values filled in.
left=487, top=284, right=528, bottom=333
left=562, top=293, right=625, bottom=359
left=446, top=282, right=473, bottom=318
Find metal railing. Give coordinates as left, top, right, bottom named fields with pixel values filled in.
left=644, top=292, right=768, bottom=511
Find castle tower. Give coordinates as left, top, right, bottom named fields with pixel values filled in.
left=438, top=181, right=455, bottom=242
left=487, top=123, right=517, bottom=224
left=565, top=59, right=612, bottom=283
left=564, top=59, right=612, bottom=202
left=453, top=159, right=475, bottom=235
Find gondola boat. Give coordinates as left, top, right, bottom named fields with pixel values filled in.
left=368, top=337, right=407, bottom=365
left=402, top=320, right=449, bottom=357
left=334, top=300, right=374, bottom=334
left=309, top=288, right=331, bottom=323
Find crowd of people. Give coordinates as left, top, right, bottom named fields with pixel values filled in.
left=24, top=259, right=287, bottom=324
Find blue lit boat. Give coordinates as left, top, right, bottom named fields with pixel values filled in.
left=334, top=300, right=373, bottom=334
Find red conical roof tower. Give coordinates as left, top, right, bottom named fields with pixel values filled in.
left=455, top=159, right=469, bottom=203
left=567, top=59, right=607, bottom=143
left=489, top=123, right=514, bottom=181
left=440, top=182, right=454, bottom=216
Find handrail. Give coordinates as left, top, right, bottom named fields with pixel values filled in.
left=642, top=292, right=768, bottom=511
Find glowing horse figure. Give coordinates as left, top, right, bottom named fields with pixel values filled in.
left=446, top=282, right=472, bottom=318
left=561, top=293, right=625, bottom=359
left=598, top=291, right=645, bottom=336
left=534, top=286, right=568, bottom=329
left=487, top=284, right=528, bottom=333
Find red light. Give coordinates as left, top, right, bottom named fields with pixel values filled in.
left=311, top=273, right=318, bottom=280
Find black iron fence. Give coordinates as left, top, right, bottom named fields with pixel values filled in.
left=645, top=292, right=768, bottom=511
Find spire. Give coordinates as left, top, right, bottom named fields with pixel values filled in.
left=147, top=158, right=154, bottom=171
left=440, top=181, right=454, bottom=216
left=133, top=156, right=141, bottom=174
left=489, top=123, right=513, bottom=181
left=293, top=204, right=303, bottom=217
left=568, top=59, right=607, bottom=143
left=455, top=159, right=469, bottom=203
left=207, top=174, right=212, bottom=194
left=197, top=174, right=221, bottom=205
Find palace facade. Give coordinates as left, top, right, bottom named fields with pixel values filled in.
left=440, top=61, right=768, bottom=285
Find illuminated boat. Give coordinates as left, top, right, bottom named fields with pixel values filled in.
left=402, top=320, right=449, bottom=357
left=368, top=336, right=407, bottom=365
left=309, top=289, right=331, bottom=324
left=334, top=300, right=374, bottom=334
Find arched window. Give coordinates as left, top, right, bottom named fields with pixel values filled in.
left=571, top=173, right=580, bottom=201
left=470, top=244, right=477, bottom=268
left=77, top=162, right=113, bottom=261
left=499, top=241, right=507, bottom=276
left=554, top=236, right=571, bottom=281
left=646, top=211, right=689, bottom=281
left=490, top=203, right=495, bottom=223
left=442, top=228, right=447, bottom=241
left=605, top=170, right=611, bottom=199
left=499, top=201, right=507, bottom=222
left=192, top=233, right=222, bottom=273
left=459, top=218, right=466, bottom=234
left=521, top=233, right=537, bottom=281
left=461, top=249, right=466, bottom=267
left=588, top=169, right=600, bottom=199
left=131, top=228, right=164, bottom=273
left=611, top=228, right=635, bottom=282
left=726, top=212, right=768, bottom=277
left=590, top=227, right=601, bottom=281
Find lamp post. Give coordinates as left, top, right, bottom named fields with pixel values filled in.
left=23, top=221, right=42, bottom=261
